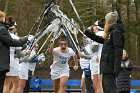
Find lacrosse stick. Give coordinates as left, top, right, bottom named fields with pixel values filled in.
left=27, top=2, right=54, bottom=36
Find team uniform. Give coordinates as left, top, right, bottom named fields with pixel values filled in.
left=80, top=57, right=91, bottom=78
left=90, top=31, right=104, bottom=76
left=6, top=32, right=21, bottom=76
left=50, top=47, right=75, bottom=80
left=19, top=49, right=36, bottom=80
left=29, top=51, right=36, bottom=75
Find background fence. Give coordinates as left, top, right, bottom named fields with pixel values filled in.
left=33, top=66, right=140, bottom=80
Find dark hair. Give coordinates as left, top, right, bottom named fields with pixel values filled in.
left=59, top=36, right=67, bottom=41
left=6, top=16, right=16, bottom=28
left=59, top=35, right=68, bottom=43
left=99, top=18, right=105, bottom=28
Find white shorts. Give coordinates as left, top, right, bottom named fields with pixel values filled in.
left=51, top=68, right=69, bottom=80
left=90, top=62, right=100, bottom=76
left=6, top=67, right=19, bottom=76
left=19, top=62, right=29, bottom=80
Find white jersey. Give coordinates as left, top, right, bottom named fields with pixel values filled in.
left=6, top=32, right=21, bottom=76
left=80, top=58, right=90, bottom=69
left=19, top=49, right=36, bottom=79
left=9, top=33, right=21, bottom=68
left=80, top=38, right=97, bottom=70
left=90, top=31, right=104, bottom=61
left=19, top=62, right=29, bottom=79
left=50, top=47, right=75, bottom=79
left=29, top=49, right=37, bottom=72
left=14, top=58, right=19, bottom=71
left=79, top=53, right=90, bottom=69
left=90, top=31, right=104, bottom=75
left=95, top=31, right=104, bottom=60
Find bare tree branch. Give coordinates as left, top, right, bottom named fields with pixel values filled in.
left=4, top=0, right=9, bottom=13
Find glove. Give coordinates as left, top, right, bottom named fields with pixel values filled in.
left=27, top=35, right=35, bottom=48
left=84, top=29, right=95, bottom=38
left=28, top=35, right=35, bottom=41
left=19, top=37, right=28, bottom=44
left=78, top=51, right=85, bottom=58
left=31, top=53, right=45, bottom=63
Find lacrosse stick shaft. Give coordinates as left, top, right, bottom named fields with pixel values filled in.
left=64, top=17, right=86, bottom=37
left=27, top=2, right=54, bottom=36
left=63, top=25, right=79, bottom=54
left=31, top=17, right=61, bottom=50
left=34, top=24, right=49, bottom=38
left=35, top=16, right=45, bottom=35
left=37, top=31, right=54, bottom=54
left=65, top=25, right=79, bottom=50
left=69, top=0, right=85, bottom=30
left=63, top=28, right=76, bottom=53
left=27, top=8, right=46, bottom=36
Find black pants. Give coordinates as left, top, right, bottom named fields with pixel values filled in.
left=0, top=71, right=6, bottom=93
left=84, top=69, right=94, bottom=93
left=23, top=70, right=32, bottom=93
left=102, top=73, right=117, bottom=93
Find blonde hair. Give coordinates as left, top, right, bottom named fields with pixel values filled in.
left=0, top=11, right=5, bottom=22
left=103, top=22, right=116, bottom=40
left=123, top=49, right=128, bottom=58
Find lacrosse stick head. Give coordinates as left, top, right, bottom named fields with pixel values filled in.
left=53, top=27, right=62, bottom=40
left=51, top=5, right=63, bottom=17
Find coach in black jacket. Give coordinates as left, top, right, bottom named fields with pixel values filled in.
left=0, top=11, right=28, bottom=92
left=84, top=11, right=124, bottom=93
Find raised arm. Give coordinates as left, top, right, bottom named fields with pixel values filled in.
left=0, top=27, right=28, bottom=47
left=49, top=39, right=55, bottom=55
left=84, top=29, right=104, bottom=44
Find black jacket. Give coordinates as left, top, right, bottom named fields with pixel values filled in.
left=117, top=59, right=132, bottom=92
left=0, top=22, right=28, bottom=72
left=84, top=24, right=124, bottom=74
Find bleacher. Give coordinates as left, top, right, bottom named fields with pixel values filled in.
left=30, top=79, right=81, bottom=92
left=30, top=66, right=140, bottom=93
